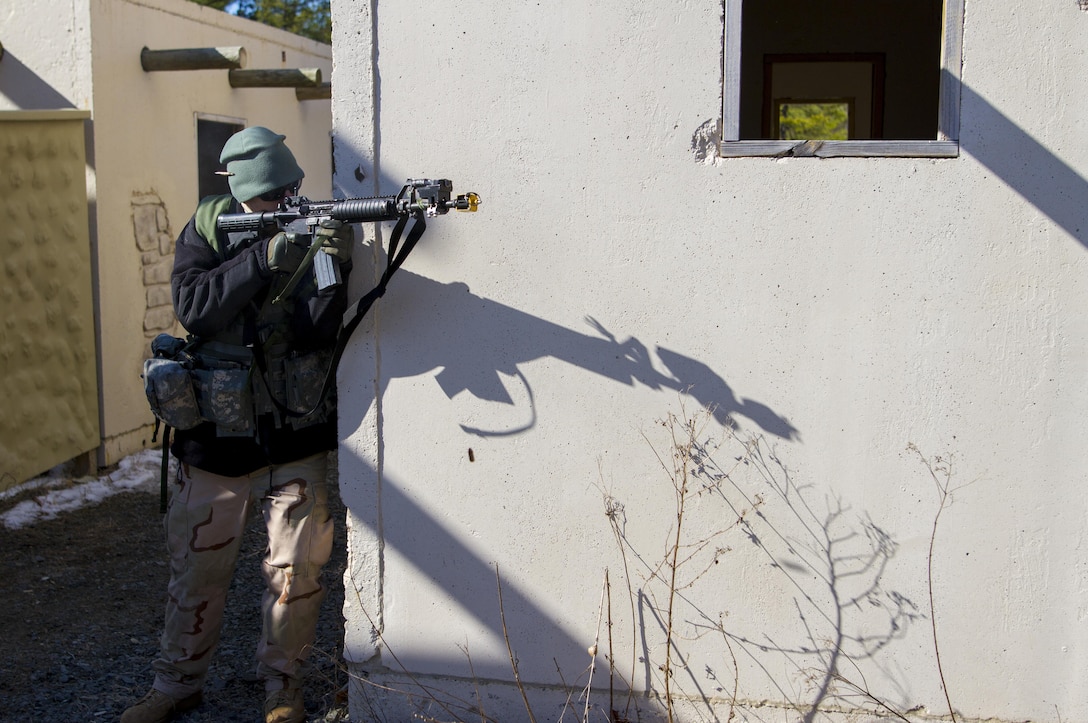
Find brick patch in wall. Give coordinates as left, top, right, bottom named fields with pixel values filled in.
left=131, top=193, right=177, bottom=341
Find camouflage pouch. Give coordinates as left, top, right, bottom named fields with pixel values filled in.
left=284, top=349, right=333, bottom=414
left=143, top=356, right=202, bottom=430
left=192, top=367, right=254, bottom=436
left=282, top=349, right=333, bottom=429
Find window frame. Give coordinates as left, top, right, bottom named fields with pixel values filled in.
left=719, top=0, right=965, bottom=159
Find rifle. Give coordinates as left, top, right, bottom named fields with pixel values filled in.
left=216, top=178, right=480, bottom=303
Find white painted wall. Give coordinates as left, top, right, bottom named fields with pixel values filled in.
left=1, top=0, right=333, bottom=466
left=332, top=1, right=1088, bottom=721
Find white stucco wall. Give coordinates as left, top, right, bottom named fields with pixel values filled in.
left=332, top=1, right=1088, bottom=721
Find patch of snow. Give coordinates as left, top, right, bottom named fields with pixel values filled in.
left=1, top=449, right=164, bottom=530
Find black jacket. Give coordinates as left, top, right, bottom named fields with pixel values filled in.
left=169, top=196, right=351, bottom=476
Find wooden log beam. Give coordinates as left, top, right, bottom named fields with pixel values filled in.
left=141, top=46, right=246, bottom=71
left=228, top=68, right=322, bottom=88
left=296, top=82, right=332, bottom=101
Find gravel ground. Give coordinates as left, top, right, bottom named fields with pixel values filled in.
left=0, top=453, right=351, bottom=723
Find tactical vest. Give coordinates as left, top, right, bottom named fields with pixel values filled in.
left=144, top=196, right=333, bottom=438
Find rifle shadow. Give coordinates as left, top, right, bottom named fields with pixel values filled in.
left=344, top=268, right=797, bottom=441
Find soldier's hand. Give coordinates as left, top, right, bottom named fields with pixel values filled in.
left=266, top=232, right=307, bottom=274
left=315, top=220, right=354, bottom=263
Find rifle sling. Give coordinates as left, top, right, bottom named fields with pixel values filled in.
left=151, top=418, right=171, bottom=514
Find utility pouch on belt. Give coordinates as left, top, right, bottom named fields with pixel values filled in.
left=143, top=335, right=202, bottom=430
left=285, top=349, right=333, bottom=414
left=282, top=349, right=334, bottom=429
left=191, top=366, right=255, bottom=435
left=188, top=341, right=256, bottom=436
left=144, top=334, right=330, bottom=436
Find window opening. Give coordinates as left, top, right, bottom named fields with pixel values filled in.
left=721, top=0, right=963, bottom=158
left=197, top=117, right=244, bottom=200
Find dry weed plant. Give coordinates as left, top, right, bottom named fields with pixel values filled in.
left=603, top=404, right=752, bottom=723
left=600, top=405, right=969, bottom=723
left=323, top=405, right=968, bottom=723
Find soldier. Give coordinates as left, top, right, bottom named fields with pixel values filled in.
left=123, top=126, right=353, bottom=723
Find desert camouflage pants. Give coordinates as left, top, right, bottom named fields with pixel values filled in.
left=151, top=452, right=333, bottom=699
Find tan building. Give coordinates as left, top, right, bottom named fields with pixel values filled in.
left=0, top=0, right=333, bottom=487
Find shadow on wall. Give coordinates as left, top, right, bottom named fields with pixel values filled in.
left=335, top=299, right=922, bottom=718
left=350, top=269, right=797, bottom=442
left=959, top=77, right=1088, bottom=250
left=322, top=178, right=807, bottom=714
left=335, top=267, right=800, bottom=676
left=0, top=50, right=78, bottom=109
left=328, top=245, right=839, bottom=718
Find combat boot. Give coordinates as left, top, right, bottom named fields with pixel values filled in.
left=265, top=688, right=305, bottom=723
left=121, top=688, right=202, bottom=723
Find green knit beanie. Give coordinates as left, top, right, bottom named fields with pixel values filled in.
left=219, top=126, right=305, bottom=202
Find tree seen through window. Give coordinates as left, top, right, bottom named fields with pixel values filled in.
left=777, top=102, right=850, bottom=140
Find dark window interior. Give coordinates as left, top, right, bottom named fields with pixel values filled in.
left=197, top=119, right=244, bottom=200
left=740, top=0, right=943, bottom=141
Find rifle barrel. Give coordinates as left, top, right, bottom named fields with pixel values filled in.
left=327, top=197, right=400, bottom=222
left=215, top=211, right=282, bottom=232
